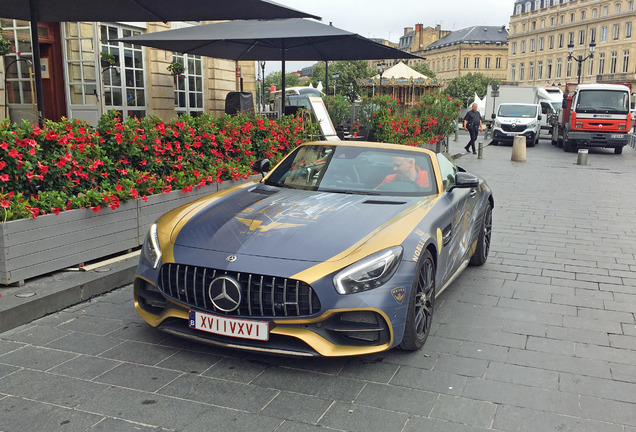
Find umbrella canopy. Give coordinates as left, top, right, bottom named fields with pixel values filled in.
left=115, top=18, right=421, bottom=114
left=115, top=18, right=418, bottom=62
left=0, top=0, right=320, bottom=123
left=0, top=0, right=320, bottom=22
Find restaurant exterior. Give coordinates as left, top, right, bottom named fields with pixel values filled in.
left=0, top=19, right=256, bottom=125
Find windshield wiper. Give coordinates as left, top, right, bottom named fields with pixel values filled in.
left=320, top=188, right=381, bottom=195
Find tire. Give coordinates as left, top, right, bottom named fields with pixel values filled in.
left=563, top=138, right=575, bottom=152
left=615, top=146, right=623, bottom=154
left=400, top=250, right=435, bottom=351
left=470, top=202, right=492, bottom=266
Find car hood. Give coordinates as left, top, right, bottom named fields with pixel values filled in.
left=171, top=184, right=424, bottom=262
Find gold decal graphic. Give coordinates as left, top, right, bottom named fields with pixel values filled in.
left=391, top=287, right=407, bottom=304
left=236, top=217, right=303, bottom=232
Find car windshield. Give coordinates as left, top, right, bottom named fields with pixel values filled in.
left=264, top=144, right=437, bottom=196
left=497, top=105, right=538, bottom=118
left=575, top=90, right=629, bottom=113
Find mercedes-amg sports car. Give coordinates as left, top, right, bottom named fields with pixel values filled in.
left=134, top=141, right=493, bottom=357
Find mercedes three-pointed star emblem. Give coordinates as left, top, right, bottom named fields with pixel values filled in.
left=208, top=276, right=241, bottom=312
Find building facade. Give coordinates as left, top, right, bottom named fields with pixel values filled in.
left=508, top=0, right=636, bottom=88
left=423, top=26, right=509, bottom=86
left=0, top=19, right=255, bottom=125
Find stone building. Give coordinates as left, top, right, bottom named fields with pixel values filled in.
left=0, top=19, right=255, bottom=125
left=508, top=0, right=636, bottom=89
left=423, top=26, right=509, bottom=86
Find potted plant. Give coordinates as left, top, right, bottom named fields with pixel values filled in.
left=167, top=61, right=185, bottom=76
left=0, top=28, right=13, bottom=56
left=100, top=51, right=118, bottom=67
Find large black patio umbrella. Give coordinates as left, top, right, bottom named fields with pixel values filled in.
left=115, top=18, right=421, bottom=114
left=0, top=0, right=320, bottom=123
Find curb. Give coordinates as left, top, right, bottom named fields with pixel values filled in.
left=0, top=256, right=138, bottom=333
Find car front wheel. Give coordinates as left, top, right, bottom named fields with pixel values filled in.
left=400, top=250, right=435, bottom=351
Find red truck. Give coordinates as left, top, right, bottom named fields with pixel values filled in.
left=550, top=82, right=632, bottom=154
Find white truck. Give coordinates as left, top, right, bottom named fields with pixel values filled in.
left=485, top=85, right=563, bottom=136
left=491, top=103, right=542, bottom=147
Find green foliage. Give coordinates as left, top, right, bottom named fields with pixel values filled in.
left=310, top=60, right=375, bottom=102
left=264, top=71, right=303, bottom=92
left=167, top=61, right=185, bottom=76
left=444, top=73, right=500, bottom=107
left=322, top=94, right=351, bottom=126
left=359, top=92, right=461, bottom=147
left=0, top=111, right=318, bottom=221
left=411, top=62, right=436, bottom=78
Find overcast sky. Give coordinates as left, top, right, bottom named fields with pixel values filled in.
left=261, top=0, right=514, bottom=76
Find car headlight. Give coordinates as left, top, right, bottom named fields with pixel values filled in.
left=333, top=246, right=403, bottom=295
left=141, top=223, right=162, bottom=269
left=494, top=120, right=501, bottom=128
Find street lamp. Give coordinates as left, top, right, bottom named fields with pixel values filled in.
left=377, top=61, right=387, bottom=96
left=567, top=42, right=595, bottom=84
left=259, top=61, right=266, bottom=113
left=332, top=72, right=340, bottom=95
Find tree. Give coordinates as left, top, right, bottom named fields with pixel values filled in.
left=310, top=60, right=375, bottom=102
left=264, top=71, right=303, bottom=91
left=444, top=73, right=500, bottom=107
left=411, top=62, right=436, bottom=78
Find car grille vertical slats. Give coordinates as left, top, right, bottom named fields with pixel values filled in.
left=158, top=263, right=321, bottom=318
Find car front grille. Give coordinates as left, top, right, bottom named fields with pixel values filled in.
left=501, top=124, right=527, bottom=132
left=158, top=263, right=321, bottom=318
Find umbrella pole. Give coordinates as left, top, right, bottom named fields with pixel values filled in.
left=281, top=40, right=286, bottom=118
left=29, top=0, right=45, bottom=126
left=325, top=62, right=328, bottom=96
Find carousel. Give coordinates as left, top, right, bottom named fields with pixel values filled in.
left=357, top=61, right=441, bottom=104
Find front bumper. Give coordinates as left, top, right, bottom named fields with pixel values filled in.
left=493, top=129, right=536, bottom=143
left=567, top=131, right=628, bottom=148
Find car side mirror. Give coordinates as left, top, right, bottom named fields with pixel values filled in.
left=538, top=114, right=542, bottom=120
left=447, top=172, right=479, bottom=192
left=491, top=113, right=496, bottom=119
left=251, top=159, right=270, bottom=177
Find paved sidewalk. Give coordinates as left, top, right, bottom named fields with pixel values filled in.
left=1, top=133, right=635, bottom=432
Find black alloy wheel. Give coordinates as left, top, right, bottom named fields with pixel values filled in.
left=400, top=250, right=435, bottom=351
left=470, top=202, right=492, bottom=266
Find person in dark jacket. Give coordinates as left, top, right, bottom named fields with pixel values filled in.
left=463, top=103, right=483, bottom=154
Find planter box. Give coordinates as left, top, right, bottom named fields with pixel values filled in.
left=0, top=176, right=259, bottom=285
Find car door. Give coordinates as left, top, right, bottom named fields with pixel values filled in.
left=434, top=154, right=479, bottom=284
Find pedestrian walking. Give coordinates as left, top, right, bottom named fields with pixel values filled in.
left=463, top=103, right=483, bottom=154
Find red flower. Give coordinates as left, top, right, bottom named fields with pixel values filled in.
left=1, top=200, right=9, bottom=209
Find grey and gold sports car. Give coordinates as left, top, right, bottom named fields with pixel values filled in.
left=134, top=141, right=493, bottom=357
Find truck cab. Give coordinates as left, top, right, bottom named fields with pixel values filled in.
left=492, top=103, right=542, bottom=147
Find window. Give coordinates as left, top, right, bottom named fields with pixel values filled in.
left=474, top=57, right=480, bottom=69
left=535, top=0, right=541, bottom=10
left=549, top=35, right=554, bottom=49
left=496, top=57, right=502, bottom=68
left=530, top=38, right=536, bottom=52
left=541, top=19, right=546, bottom=28
left=526, top=1, right=531, bottom=12
left=556, top=58, right=562, bottom=78
left=539, top=37, right=545, bottom=50
left=561, top=15, right=565, bottom=24
left=464, top=57, right=469, bottom=68
left=3, top=20, right=35, bottom=107
left=610, top=51, right=617, bottom=73
left=547, top=59, right=553, bottom=78
left=558, top=33, right=564, bottom=48
left=568, top=32, right=574, bottom=44
left=592, top=8, right=598, bottom=18
left=598, top=52, right=605, bottom=74
left=538, top=61, right=543, bottom=79
left=529, top=61, right=534, bottom=80
left=623, top=50, right=630, bottom=73
left=566, top=58, right=572, bottom=77
left=581, top=10, right=586, bottom=19
left=630, top=1, right=634, bottom=11
left=627, top=22, right=632, bottom=38
left=570, top=13, right=575, bottom=22
left=512, top=41, right=517, bottom=54
left=603, top=6, right=608, bottom=16
left=173, top=53, right=203, bottom=116
left=516, top=4, right=523, bottom=14
left=485, top=57, right=491, bottom=69
left=521, top=40, right=526, bottom=53
left=551, top=17, right=555, bottom=26
left=579, top=30, right=586, bottom=44
left=601, top=26, right=607, bottom=42
left=590, top=27, right=597, bottom=43
left=520, top=63, right=525, bottom=81
left=532, top=21, right=536, bottom=30
left=511, top=64, right=516, bottom=81
left=587, top=58, right=594, bottom=76
left=616, top=3, right=621, bottom=13
left=453, top=57, right=456, bottom=69
left=613, top=23, right=620, bottom=40
left=100, top=24, right=146, bottom=120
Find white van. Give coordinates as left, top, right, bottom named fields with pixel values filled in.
left=492, top=103, right=542, bottom=147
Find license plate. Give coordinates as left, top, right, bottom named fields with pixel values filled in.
left=506, top=132, right=518, bottom=136
left=189, top=310, right=269, bottom=341
left=610, top=134, right=624, bottom=138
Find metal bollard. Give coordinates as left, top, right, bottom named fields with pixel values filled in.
left=454, top=129, right=458, bottom=141
left=478, top=141, right=483, bottom=159
left=577, top=149, right=588, bottom=165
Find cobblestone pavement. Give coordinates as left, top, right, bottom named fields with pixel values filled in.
left=1, top=135, right=635, bottom=432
